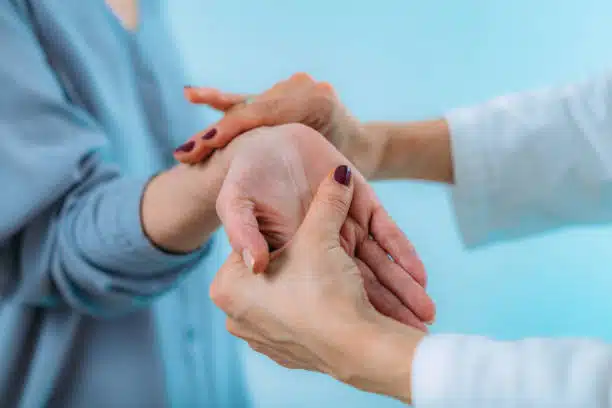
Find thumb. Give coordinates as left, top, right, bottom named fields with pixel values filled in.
left=296, top=165, right=354, bottom=244
left=217, top=187, right=270, bottom=274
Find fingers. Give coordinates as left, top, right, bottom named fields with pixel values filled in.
left=175, top=87, right=255, bottom=164
left=175, top=74, right=323, bottom=165
left=217, top=186, right=270, bottom=274
left=358, top=239, right=435, bottom=324
left=370, top=206, right=427, bottom=288
left=174, top=105, right=270, bottom=164
left=296, top=165, right=354, bottom=245
left=184, top=86, right=248, bottom=111
left=356, top=259, right=427, bottom=331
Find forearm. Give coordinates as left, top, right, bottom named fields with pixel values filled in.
left=362, top=119, right=454, bottom=184
left=11, top=150, right=229, bottom=314
left=142, top=148, right=229, bottom=253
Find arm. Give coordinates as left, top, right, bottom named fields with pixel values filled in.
left=208, top=161, right=612, bottom=408
left=367, top=73, right=612, bottom=246
left=0, top=6, right=226, bottom=316
left=363, top=119, right=454, bottom=183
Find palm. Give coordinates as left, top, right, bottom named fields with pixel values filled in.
left=217, top=125, right=434, bottom=329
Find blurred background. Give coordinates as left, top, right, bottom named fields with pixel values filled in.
left=166, top=1, right=612, bottom=406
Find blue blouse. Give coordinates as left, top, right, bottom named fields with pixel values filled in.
left=0, top=1, right=249, bottom=406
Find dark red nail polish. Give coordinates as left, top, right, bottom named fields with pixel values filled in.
left=175, top=140, right=195, bottom=153
left=201, top=128, right=217, bottom=140
left=333, top=165, right=351, bottom=186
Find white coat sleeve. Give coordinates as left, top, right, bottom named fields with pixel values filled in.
left=447, top=73, right=612, bottom=246
left=411, top=334, right=612, bottom=408
left=419, top=74, right=612, bottom=408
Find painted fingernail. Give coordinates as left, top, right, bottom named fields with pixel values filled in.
left=175, top=140, right=195, bottom=153
left=333, top=165, right=351, bottom=186
left=201, top=128, right=217, bottom=140
left=242, top=249, right=255, bottom=272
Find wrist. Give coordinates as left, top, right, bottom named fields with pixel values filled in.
left=337, top=313, right=426, bottom=404
left=340, top=121, right=387, bottom=179
left=141, top=149, right=230, bottom=253
left=364, top=119, right=454, bottom=183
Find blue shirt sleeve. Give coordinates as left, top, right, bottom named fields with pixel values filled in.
left=0, top=3, right=207, bottom=316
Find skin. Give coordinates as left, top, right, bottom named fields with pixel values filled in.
left=176, top=73, right=453, bottom=184
left=105, top=0, right=139, bottom=31
left=107, top=1, right=437, bottom=391
left=216, top=124, right=434, bottom=327
left=145, top=124, right=435, bottom=329
left=106, top=0, right=434, bottom=328
left=211, top=170, right=424, bottom=404
left=173, top=73, right=456, bottom=401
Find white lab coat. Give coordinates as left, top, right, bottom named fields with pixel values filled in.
left=411, top=74, right=612, bottom=408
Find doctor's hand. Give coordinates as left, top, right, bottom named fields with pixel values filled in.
left=213, top=124, right=434, bottom=329
left=211, top=168, right=425, bottom=404
left=175, top=73, right=382, bottom=178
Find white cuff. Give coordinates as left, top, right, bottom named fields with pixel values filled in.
left=446, top=107, right=495, bottom=247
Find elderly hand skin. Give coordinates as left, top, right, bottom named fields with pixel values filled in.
left=211, top=167, right=426, bottom=404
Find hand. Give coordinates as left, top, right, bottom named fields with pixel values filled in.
left=211, top=168, right=426, bottom=404
left=214, top=123, right=434, bottom=329
left=174, top=73, right=384, bottom=178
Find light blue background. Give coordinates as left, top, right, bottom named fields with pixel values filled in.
left=167, top=2, right=612, bottom=406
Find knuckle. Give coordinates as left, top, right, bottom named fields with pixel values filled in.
left=290, top=72, right=315, bottom=83
left=225, top=319, right=244, bottom=338
left=209, top=253, right=245, bottom=314
left=209, top=277, right=232, bottom=311
left=314, top=81, right=335, bottom=94
left=322, top=194, right=349, bottom=215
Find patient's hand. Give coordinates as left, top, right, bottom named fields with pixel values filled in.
left=215, top=123, right=434, bottom=329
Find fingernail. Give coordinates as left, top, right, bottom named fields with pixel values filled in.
left=425, top=318, right=435, bottom=325
left=201, top=128, right=217, bottom=140
left=333, top=165, right=351, bottom=186
left=174, top=140, right=195, bottom=153
left=242, top=249, right=255, bottom=272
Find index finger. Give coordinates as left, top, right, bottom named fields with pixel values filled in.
left=184, top=86, right=248, bottom=111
